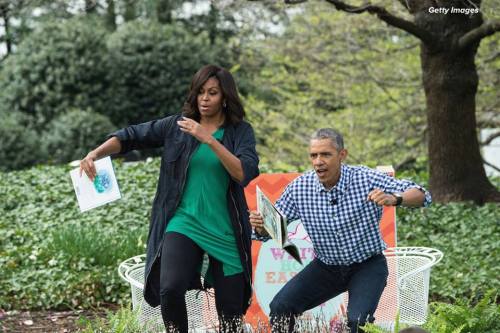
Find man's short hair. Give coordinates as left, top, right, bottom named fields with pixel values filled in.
left=310, top=128, right=344, bottom=150
left=398, top=328, right=429, bottom=333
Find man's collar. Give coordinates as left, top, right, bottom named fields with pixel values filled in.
left=314, top=164, right=349, bottom=193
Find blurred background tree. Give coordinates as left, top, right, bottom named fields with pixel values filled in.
left=260, top=0, right=499, bottom=203
left=0, top=0, right=497, bottom=204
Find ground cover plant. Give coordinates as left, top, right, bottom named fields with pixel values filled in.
left=1, top=160, right=498, bottom=312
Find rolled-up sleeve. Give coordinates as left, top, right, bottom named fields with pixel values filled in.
left=235, top=123, right=260, bottom=187
left=106, top=116, right=174, bottom=154
left=368, top=168, right=432, bottom=207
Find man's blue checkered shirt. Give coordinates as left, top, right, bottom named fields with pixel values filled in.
left=275, top=165, right=432, bottom=265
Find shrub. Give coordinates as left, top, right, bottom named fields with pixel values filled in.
left=0, top=159, right=156, bottom=310
left=0, top=17, right=109, bottom=129
left=0, top=160, right=498, bottom=310
left=423, top=290, right=500, bottom=333
left=104, top=21, right=231, bottom=126
left=362, top=291, right=499, bottom=333
left=398, top=202, right=499, bottom=302
left=42, top=109, right=116, bottom=164
left=0, top=112, right=43, bottom=171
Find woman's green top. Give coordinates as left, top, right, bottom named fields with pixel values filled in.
left=165, top=128, right=243, bottom=276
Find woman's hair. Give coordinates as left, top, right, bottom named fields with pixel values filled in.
left=182, top=64, right=245, bottom=126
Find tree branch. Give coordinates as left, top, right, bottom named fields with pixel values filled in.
left=459, top=20, right=500, bottom=50
left=480, top=131, right=500, bottom=146
left=483, top=158, right=500, bottom=174
left=323, top=0, right=436, bottom=45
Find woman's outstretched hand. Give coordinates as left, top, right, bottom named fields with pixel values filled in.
left=177, top=117, right=214, bottom=144
left=79, top=151, right=98, bottom=181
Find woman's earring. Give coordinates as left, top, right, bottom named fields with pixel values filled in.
left=223, top=102, right=227, bottom=108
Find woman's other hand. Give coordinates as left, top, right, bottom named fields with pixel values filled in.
left=177, top=117, right=214, bottom=144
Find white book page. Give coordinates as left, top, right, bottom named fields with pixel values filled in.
left=70, top=156, right=121, bottom=212
left=256, top=185, right=283, bottom=246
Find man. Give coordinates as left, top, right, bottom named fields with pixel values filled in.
left=250, top=128, right=431, bottom=333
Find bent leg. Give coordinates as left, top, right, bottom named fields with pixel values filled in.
left=346, top=254, right=388, bottom=333
left=210, top=257, right=246, bottom=333
left=160, top=232, right=204, bottom=333
left=269, top=258, right=346, bottom=333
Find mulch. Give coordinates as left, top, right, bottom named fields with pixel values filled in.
left=0, top=305, right=119, bottom=333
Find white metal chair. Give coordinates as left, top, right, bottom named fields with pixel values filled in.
left=364, top=247, right=443, bottom=330
left=119, top=247, right=442, bottom=332
left=118, top=255, right=219, bottom=333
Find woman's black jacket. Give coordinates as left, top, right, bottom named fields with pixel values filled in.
left=109, top=114, right=259, bottom=312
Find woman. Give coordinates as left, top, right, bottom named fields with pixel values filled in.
left=80, top=65, right=259, bottom=332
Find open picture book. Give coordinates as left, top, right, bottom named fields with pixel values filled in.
left=256, top=185, right=302, bottom=264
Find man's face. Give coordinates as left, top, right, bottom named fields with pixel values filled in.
left=309, top=139, right=347, bottom=188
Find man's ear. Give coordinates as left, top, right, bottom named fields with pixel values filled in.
left=339, top=149, right=348, bottom=162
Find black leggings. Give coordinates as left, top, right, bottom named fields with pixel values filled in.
left=160, top=232, right=245, bottom=333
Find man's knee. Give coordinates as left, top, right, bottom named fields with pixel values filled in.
left=269, top=295, right=298, bottom=315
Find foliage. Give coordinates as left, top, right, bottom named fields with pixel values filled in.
left=42, top=109, right=116, bottom=164
left=398, top=199, right=499, bottom=302
left=361, top=313, right=402, bottom=333
left=103, top=20, right=232, bottom=127
left=423, top=290, right=500, bottom=333
left=239, top=1, right=499, bottom=174
left=363, top=291, right=500, bottom=333
left=0, top=17, right=110, bottom=128
left=1, top=159, right=498, bottom=311
left=0, top=159, right=156, bottom=310
left=0, top=111, right=44, bottom=171
left=78, top=306, right=143, bottom=333
left=239, top=3, right=426, bottom=171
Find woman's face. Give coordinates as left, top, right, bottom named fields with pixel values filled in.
left=197, top=77, right=224, bottom=118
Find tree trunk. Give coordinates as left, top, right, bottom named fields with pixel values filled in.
left=85, top=0, right=97, bottom=14
left=156, top=0, right=172, bottom=24
left=419, top=15, right=500, bottom=204
left=105, top=0, right=116, bottom=30
left=0, top=2, right=12, bottom=55
left=124, top=0, right=136, bottom=22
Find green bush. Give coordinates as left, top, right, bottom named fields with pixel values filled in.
left=398, top=202, right=499, bottom=302
left=424, top=290, right=499, bottom=333
left=42, top=109, right=116, bottom=164
left=362, top=291, right=499, bottom=333
left=0, top=112, right=43, bottom=171
left=0, top=159, right=156, bottom=310
left=0, top=17, right=109, bottom=128
left=104, top=21, right=231, bottom=126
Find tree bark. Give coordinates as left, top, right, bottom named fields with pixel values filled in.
left=422, top=47, right=499, bottom=203
left=0, top=1, right=12, bottom=55
left=106, top=0, right=116, bottom=30
left=316, top=0, right=500, bottom=203
left=85, top=0, right=97, bottom=14
left=156, top=0, right=173, bottom=24
left=124, top=0, right=136, bottom=22
left=416, top=10, right=500, bottom=204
